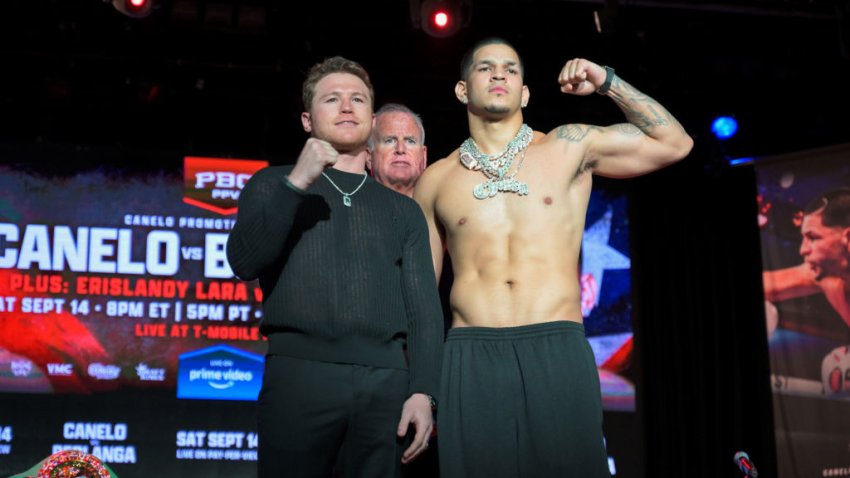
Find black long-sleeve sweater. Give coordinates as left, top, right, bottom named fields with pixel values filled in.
left=226, top=165, right=443, bottom=397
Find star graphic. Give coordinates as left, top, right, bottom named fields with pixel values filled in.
left=582, top=208, right=631, bottom=308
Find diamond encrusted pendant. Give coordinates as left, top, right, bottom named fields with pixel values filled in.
left=460, top=124, right=533, bottom=200
left=343, top=195, right=352, bottom=207
left=473, top=178, right=530, bottom=199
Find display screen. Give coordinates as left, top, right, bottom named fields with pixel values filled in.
left=0, top=157, right=268, bottom=401
left=582, top=190, right=635, bottom=413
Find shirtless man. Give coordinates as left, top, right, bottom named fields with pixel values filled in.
left=763, top=188, right=850, bottom=328
left=414, top=38, right=693, bottom=477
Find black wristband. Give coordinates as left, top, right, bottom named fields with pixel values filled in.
left=596, top=66, right=615, bottom=95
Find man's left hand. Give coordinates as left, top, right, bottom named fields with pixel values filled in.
left=397, top=393, right=434, bottom=464
left=558, top=58, right=607, bottom=95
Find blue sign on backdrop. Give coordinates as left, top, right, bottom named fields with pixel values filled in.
left=177, top=345, right=263, bottom=401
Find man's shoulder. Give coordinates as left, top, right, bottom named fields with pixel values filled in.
left=419, top=151, right=458, bottom=184
left=435, top=149, right=460, bottom=168
left=247, top=164, right=292, bottom=183
left=377, top=183, right=421, bottom=211
left=370, top=185, right=427, bottom=232
left=541, top=123, right=606, bottom=144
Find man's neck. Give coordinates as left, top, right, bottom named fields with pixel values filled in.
left=373, top=174, right=415, bottom=198
left=467, top=113, right=525, bottom=154
left=331, top=148, right=369, bottom=174
left=388, top=183, right=415, bottom=198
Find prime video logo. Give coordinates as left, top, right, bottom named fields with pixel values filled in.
left=188, top=366, right=254, bottom=389
left=177, top=345, right=263, bottom=401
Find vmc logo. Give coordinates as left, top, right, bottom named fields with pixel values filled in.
left=183, top=157, right=268, bottom=215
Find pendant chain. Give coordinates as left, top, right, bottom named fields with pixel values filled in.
left=321, top=171, right=368, bottom=207
left=459, top=124, right=533, bottom=199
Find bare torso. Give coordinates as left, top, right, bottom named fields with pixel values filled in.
left=431, top=131, right=591, bottom=328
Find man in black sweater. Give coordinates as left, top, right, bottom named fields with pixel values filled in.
left=226, top=56, right=443, bottom=478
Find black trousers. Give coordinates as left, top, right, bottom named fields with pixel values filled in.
left=438, top=321, right=611, bottom=478
left=257, top=355, right=408, bottom=478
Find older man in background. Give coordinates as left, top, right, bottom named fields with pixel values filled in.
left=368, top=103, right=428, bottom=198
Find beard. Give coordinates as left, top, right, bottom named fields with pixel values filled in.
left=484, top=104, right=510, bottom=115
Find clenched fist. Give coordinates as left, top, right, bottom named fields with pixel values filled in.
left=558, top=58, right=608, bottom=96
left=287, top=138, right=339, bottom=190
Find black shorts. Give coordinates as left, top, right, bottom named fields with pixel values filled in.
left=438, top=321, right=611, bottom=478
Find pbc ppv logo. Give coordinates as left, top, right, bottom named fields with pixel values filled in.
left=183, top=157, right=268, bottom=215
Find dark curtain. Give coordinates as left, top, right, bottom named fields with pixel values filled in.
left=628, top=156, right=777, bottom=477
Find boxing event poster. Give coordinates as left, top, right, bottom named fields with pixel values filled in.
left=755, top=143, right=850, bottom=477
left=0, top=155, right=636, bottom=477
left=0, top=157, right=267, bottom=477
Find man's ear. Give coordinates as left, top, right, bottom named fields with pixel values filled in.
left=421, top=146, right=428, bottom=172
left=521, top=85, right=530, bottom=108
left=301, top=112, right=312, bottom=133
left=455, top=81, right=468, bottom=105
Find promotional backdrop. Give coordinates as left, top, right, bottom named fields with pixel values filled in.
left=0, top=155, right=639, bottom=477
left=756, top=143, right=850, bottom=477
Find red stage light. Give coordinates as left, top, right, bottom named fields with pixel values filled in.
left=433, top=10, right=450, bottom=29
left=416, top=0, right=466, bottom=38
left=110, top=0, right=154, bottom=18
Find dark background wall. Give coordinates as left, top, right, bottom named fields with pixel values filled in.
left=2, top=0, right=850, bottom=476
left=3, top=0, right=849, bottom=164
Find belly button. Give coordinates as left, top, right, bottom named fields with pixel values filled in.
left=506, top=280, right=514, bottom=289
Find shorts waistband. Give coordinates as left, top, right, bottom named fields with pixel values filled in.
left=445, top=320, right=585, bottom=341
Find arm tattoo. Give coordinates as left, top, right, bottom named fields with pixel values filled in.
left=609, top=76, right=683, bottom=134
left=555, top=124, right=602, bottom=180
left=557, top=124, right=604, bottom=143
left=613, top=123, right=643, bottom=136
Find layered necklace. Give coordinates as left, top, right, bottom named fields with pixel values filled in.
left=459, top=124, right=533, bottom=199
left=321, top=171, right=368, bottom=207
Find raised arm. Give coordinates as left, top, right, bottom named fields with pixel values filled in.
left=413, top=164, right=447, bottom=283
left=763, top=264, right=821, bottom=302
left=225, top=167, right=304, bottom=281
left=554, top=58, right=694, bottom=178
left=227, top=138, right=339, bottom=280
